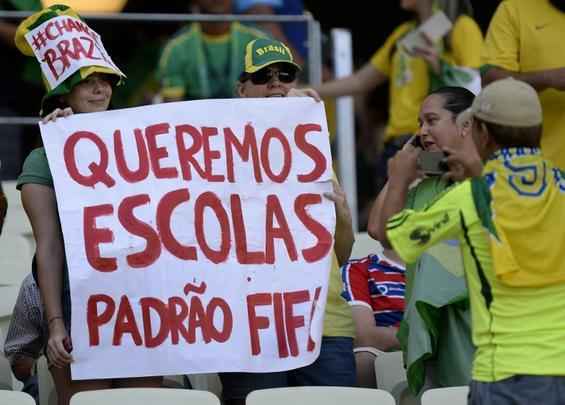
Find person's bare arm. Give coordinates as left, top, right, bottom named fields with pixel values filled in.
left=314, top=63, right=387, bottom=98
left=325, top=180, right=354, bottom=266
left=368, top=137, right=419, bottom=241
left=21, top=184, right=72, bottom=367
left=482, top=66, right=565, bottom=92
left=367, top=182, right=389, bottom=242
left=352, top=306, right=399, bottom=351
left=375, top=147, right=421, bottom=248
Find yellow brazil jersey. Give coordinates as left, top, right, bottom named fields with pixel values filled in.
left=482, top=0, right=565, bottom=168
left=370, top=15, right=482, bottom=141
left=386, top=152, right=565, bottom=382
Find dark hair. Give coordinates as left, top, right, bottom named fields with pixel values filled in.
left=474, top=118, right=542, bottom=148
left=429, top=86, right=475, bottom=118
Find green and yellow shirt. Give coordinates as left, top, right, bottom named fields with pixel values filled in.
left=158, top=22, right=266, bottom=100
left=387, top=148, right=565, bottom=382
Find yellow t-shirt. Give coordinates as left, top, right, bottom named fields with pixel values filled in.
left=482, top=0, right=565, bottom=168
left=387, top=171, right=565, bottom=382
left=322, top=253, right=355, bottom=337
left=323, top=174, right=354, bottom=337
left=371, top=16, right=482, bottom=141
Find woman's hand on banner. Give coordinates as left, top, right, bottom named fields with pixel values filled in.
left=42, top=107, right=74, bottom=124
left=288, top=88, right=322, bottom=102
left=324, top=179, right=352, bottom=228
left=47, top=320, right=73, bottom=368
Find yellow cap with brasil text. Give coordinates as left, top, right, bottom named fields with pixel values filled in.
left=243, top=38, right=301, bottom=74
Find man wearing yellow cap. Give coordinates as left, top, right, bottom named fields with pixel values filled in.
left=219, top=38, right=356, bottom=405
left=375, top=78, right=565, bottom=405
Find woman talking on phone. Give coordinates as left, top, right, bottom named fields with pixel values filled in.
left=368, top=86, right=475, bottom=397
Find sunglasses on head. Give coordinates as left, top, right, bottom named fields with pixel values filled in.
left=242, top=66, right=298, bottom=85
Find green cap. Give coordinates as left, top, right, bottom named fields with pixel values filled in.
left=243, top=38, right=301, bottom=74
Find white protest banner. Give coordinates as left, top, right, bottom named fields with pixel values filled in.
left=40, top=98, right=335, bottom=380
left=24, top=15, right=124, bottom=90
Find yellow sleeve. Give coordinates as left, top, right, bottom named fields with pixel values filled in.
left=481, top=0, right=520, bottom=71
left=370, top=22, right=413, bottom=77
left=386, top=183, right=470, bottom=264
left=450, top=15, right=483, bottom=68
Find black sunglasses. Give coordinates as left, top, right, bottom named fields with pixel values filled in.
left=243, top=66, right=298, bottom=85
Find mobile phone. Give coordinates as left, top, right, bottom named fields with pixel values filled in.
left=418, top=151, right=448, bottom=176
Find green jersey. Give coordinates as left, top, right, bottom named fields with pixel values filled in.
left=158, top=22, right=266, bottom=100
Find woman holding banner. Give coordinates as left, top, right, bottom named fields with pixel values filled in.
left=218, top=38, right=356, bottom=405
left=15, top=5, right=162, bottom=405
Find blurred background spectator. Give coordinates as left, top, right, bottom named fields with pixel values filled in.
left=0, top=0, right=42, bottom=180
left=157, top=0, right=266, bottom=101
left=481, top=0, right=565, bottom=169
left=3, top=273, right=45, bottom=403
left=234, top=0, right=306, bottom=67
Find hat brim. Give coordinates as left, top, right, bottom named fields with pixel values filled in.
left=245, top=59, right=302, bottom=74
left=40, top=66, right=124, bottom=116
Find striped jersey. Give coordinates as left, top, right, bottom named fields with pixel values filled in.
left=341, top=253, right=405, bottom=327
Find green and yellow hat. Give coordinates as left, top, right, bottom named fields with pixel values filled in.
left=243, top=38, right=301, bottom=74
left=14, top=4, right=125, bottom=115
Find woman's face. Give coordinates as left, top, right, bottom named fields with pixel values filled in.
left=237, top=63, right=298, bottom=98
left=418, top=94, right=459, bottom=152
left=64, top=73, right=113, bottom=113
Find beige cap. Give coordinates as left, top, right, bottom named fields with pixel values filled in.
left=470, top=78, right=542, bottom=127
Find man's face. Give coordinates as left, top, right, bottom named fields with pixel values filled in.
left=238, top=63, right=298, bottom=98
